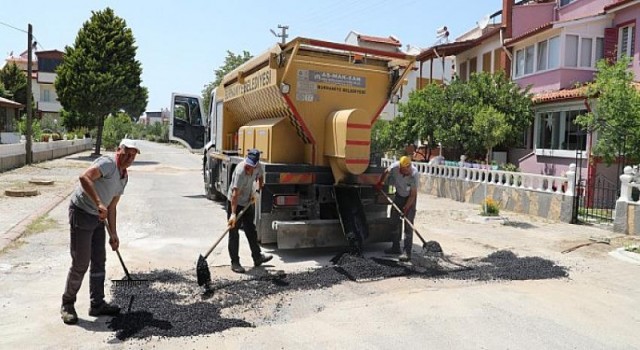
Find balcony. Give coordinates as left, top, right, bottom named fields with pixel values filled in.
left=37, top=100, right=62, bottom=113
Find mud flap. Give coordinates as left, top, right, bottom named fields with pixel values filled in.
left=334, top=185, right=369, bottom=255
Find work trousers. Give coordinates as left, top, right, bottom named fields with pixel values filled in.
left=390, top=194, right=416, bottom=254
left=226, top=201, right=262, bottom=264
left=62, top=204, right=107, bottom=308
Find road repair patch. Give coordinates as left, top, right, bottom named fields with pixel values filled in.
left=108, top=250, right=568, bottom=341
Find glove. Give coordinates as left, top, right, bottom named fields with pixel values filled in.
left=228, top=213, right=237, bottom=228
left=374, top=181, right=383, bottom=191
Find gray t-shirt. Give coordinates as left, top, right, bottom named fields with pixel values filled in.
left=71, top=155, right=127, bottom=215
left=227, top=161, right=263, bottom=206
left=386, top=161, right=420, bottom=197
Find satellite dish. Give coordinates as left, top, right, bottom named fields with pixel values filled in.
left=477, top=15, right=490, bottom=30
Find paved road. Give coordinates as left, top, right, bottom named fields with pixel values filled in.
left=1, top=141, right=640, bottom=349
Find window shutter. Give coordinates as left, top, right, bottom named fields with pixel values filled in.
left=604, top=28, right=618, bottom=63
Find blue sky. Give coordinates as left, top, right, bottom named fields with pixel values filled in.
left=1, top=0, right=503, bottom=113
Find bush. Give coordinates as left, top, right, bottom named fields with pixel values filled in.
left=480, top=197, right=500, bottom=216
left=102, top=112, right=133, bottom=150
left=18, top=116, right=42, bottom=142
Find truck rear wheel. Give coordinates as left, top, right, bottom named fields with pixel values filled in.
left=204, top=157, right=224, bottom=201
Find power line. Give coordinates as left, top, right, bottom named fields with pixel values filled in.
left=0, top=20, right=28, bottom=34
left=0, top=20, right=45, bottom=52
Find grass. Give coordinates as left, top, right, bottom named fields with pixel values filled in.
left=625, top=245, right=640, bottom=254
left=24, top=215, right=59, bottom=236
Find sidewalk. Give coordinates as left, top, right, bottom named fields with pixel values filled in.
left=0, top=150, right=98, bottom=251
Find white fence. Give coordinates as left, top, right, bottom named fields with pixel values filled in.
left=381, top=159, right=577, bottom=197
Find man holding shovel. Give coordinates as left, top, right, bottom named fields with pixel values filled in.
left=60, top=139, right=140, bottom=325
left=226, top=149, right=272, bottom=273
left=375, top=156, right=419, bottom=262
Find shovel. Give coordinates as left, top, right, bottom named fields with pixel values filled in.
left=196, top=202, right=253, bottom=287
left=377, top=189, right=434, bottom=252
left=105, top=220, right=149, bottom=287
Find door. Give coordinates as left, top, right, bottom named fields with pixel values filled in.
left=169, top=93, right=206, bottom=152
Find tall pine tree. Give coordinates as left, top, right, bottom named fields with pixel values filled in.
left=55, top=7, right=147, bottom=155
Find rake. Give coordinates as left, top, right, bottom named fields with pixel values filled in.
left=197, top=203, right=253, bottom=287
left=105, top=220, right=149, bottom=287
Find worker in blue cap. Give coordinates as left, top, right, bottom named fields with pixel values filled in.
left=226, top=148, right=273, bottom=273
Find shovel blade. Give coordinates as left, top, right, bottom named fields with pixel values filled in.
left=196, top=254, right=211, bottom=286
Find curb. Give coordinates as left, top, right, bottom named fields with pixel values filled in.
left=608, top=247, right=640, bottom=265
left=0, top=184, right=75, bottom=252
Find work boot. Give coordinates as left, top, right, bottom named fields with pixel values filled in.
left=254, top=254, right=273, bottom=267
left=88, top=302, right=120, bottom=317
left=231, top=262, right=246, bottom=273
left=399, top=252, right=412, bottom=262
left=60, top=304, right=78, bottom=325
left=384, top=245, right=401, bottom=255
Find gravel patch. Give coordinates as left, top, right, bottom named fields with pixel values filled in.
left=109, top=250, right=568, bottom=341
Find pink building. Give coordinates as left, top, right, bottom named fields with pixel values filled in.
left=417, top=0, right=640, bottom=189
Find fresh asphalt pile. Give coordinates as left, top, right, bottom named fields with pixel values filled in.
left=108, top=249, right=568, bottom=341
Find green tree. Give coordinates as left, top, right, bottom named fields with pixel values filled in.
left=0, top=81, right=6, bottom=98
left=55, top=7, right=147, bottom=155
left=577, top=56, right=640, bottom=165
left=398, top=72, right=532, bottom=159
left=122, top=85, right=149, bottom=122
left=201, top=50, right=252, bottom=113
left=472, top=105, right=511, bottom=163
left=0, top=62, right=29, bottom=105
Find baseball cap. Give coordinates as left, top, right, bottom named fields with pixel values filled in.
left=399, top=156, right=411, bottom=167
left=119, top=139, right=141, bottom=154
left=245, top=149, right=261, bottom=167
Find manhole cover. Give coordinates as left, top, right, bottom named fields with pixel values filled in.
left=28, top=178, right=55, bottom=186
left=5, top=188, right=40, bottom=197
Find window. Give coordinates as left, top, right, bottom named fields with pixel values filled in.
left=548, top=36, right=560, bottom=68
left=514, top=44, right=536, bottom=76
left=493, top=49, right=502, bottom=73
left=565, top=35, right=579, bottom=67
left=536, top=109, right=587, bottom=151
left=537, top=40, right=548, bottom=71
left=469, top=57, right=477, bottom=75
left=458, top=61, right=468, bottom=82
left=42, top=89, right=51, bottom=102
left=595, top=37, right=605, bottom=63
left=525, top=45, right=534, bottom=74
left=564, top=110, right=587, bottom=150
left=482, top=52, right=492, bottom=73
left=580, top=38, right=592, bottom=67
left=515, top=49, right=524, bottom=77
left=619, top=24, right=636, bottom=58
left=560, top=0, right=575, bottom=6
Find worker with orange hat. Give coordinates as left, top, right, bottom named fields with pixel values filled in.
left=375, top=156, right=419, bottom=261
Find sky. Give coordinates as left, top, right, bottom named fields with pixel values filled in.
left=1, top=0, right=503, bottom=113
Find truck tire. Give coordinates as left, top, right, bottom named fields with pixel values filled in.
left=204, top=157, right=224, bottom=201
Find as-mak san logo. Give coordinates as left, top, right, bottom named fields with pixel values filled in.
left=309, top=71, right=366, bottom=88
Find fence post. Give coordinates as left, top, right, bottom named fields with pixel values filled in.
left=565, top=163, right=576, bottom=196
left=618, top=166, right=634, bottom=202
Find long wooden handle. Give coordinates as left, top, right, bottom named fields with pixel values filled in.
left=203, top=202, right=253, bottom=259
left=104, top=219, right=132, bottom=280
left=378, top=189, right=428, bottom=245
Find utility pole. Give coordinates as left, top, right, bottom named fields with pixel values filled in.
left=270, top=24, right=289, bottom=44
left=26, top=23, right=33, bottom=165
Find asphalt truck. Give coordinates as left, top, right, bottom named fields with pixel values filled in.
left=169, top=37, right=415, bottom=250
